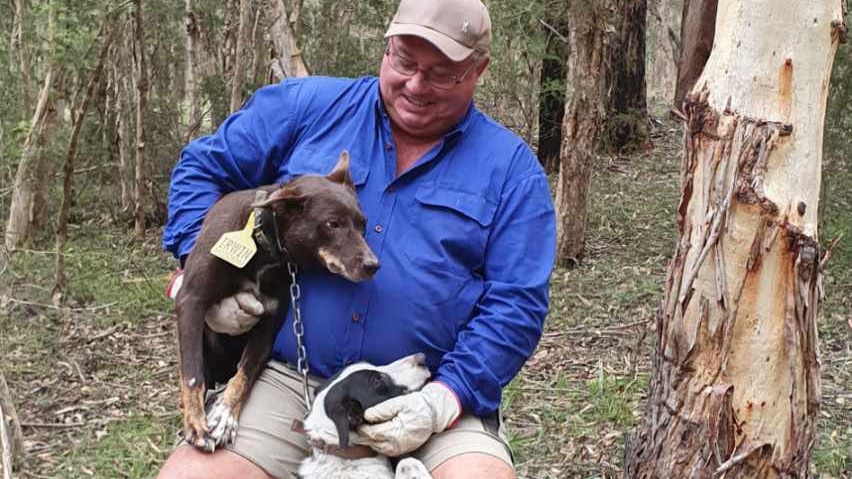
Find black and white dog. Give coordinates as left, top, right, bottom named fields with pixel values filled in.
left=298, top=353, right=434, bottom=479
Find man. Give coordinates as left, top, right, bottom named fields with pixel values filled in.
left=157, top=0, right=556, bottom=477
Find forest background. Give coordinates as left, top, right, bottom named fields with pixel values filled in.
left=0, top=0, right=849, bottom=478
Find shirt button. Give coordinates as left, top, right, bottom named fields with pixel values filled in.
left=385, top=143, right=393, bottom=151
left=374, top=224, right=383, bottom=233
left=352, top=313, right=361, bottom=322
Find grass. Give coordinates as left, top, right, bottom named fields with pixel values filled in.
left=0, top=120, right=849, bottom=479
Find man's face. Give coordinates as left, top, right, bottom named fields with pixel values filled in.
left=379, top=35, right=488, bottom=142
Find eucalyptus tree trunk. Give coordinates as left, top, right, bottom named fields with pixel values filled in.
left=604, top=0, right=648, bottom=152
left=184, top=0, right=201, bottom=141
left=555, top=2, right=609, bottom=266
left=624, top=1, right=846, bottom=477
left=249, top=6, right=265, bottom=88
left=114, top=42, right=133, bottom=212
left=12, top=0, right=33, bottom=113
left=0, top=370, right=23, bottom=476
left=132, top=0, right=149, bottom=241
left=265, top=0, right=309, bottom=81
left=5, top=5, right=59, bottom=250
left=229, top=0, right=251, bottom=113
left=645, top=0, right=683, bottom=116
left=673, top=0, right=717, bottom=113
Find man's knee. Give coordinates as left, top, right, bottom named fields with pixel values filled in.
left=156, top=445, right=278, bottom=479
left=431, top=452, right=515, bottom=479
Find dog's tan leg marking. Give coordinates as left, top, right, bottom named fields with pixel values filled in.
left=180, top=372, right=207, bottom=443
left=221, top=367, right=249, bottom=417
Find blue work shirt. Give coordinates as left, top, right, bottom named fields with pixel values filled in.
left=163, top=76, right=556, bottom=415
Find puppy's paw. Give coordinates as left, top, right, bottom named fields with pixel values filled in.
left=206, top=397, right=239, bottom=448
left=395, top=458, right=431, bottom=479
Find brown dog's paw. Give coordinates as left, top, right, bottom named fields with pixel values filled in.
left=183, top=411, right=214, bottom=451
left=181, top=382, right=216, bottom=451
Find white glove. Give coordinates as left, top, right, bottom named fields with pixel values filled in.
left=167, top=269, right=264, bottom=336
left=358, top=382, right=461, bottom=456
left=204, top=291, right=264, bottom=335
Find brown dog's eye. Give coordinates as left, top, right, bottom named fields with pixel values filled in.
left=326, top=219, right=341, bottom=229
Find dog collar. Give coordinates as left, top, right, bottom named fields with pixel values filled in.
left=252, top=201, right=292, bottom=263
left=290, top=419, right=377, bottom=459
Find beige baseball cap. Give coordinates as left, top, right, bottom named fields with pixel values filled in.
left=384, top=0, right=492, bottom=62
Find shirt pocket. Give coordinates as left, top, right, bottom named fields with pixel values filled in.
left=400, top=184, right=497, bottom=277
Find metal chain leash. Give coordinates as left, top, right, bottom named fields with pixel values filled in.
left=288, top=261, right=312, bottom=411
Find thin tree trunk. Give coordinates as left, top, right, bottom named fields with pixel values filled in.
left=604, top=0, right=648, bottom=153
left=113, top=43, right=133, bottom=212
left=222, top=0, right=237, bottom=79
left=673, top=0, right=717, bottom=114
left=132, top=0, right=148, bottom=241
left=554, top=3, right=609, bottom=267
left=53, top=23, right=114, bottom=300
left=645, top=0, right=683, bottom=116
left=0, top=370, right=24, bottom=476
left=5, top=5, right=59, bottom=250
left=265, top=0, right=309, bottom=81
left=624, top=1, right=846, bottom=477
left=12, top=0, right=33, bottom=113
left=249, top=4, right=264, bottom=86
left=229, top=0, right=250, bottom=113
left=184, top=0, right=201, bottom=141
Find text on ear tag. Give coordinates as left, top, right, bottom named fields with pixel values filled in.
left=210, top=211, right=257, bottom=268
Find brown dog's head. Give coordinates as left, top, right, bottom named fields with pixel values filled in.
left=255, top=150, right=379, bottom=282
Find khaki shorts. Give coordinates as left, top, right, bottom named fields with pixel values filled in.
left=180, top=360, right=513, bottom=479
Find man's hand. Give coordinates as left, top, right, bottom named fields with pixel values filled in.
left=167, top=270, right=264, bottom=335
left=204, top=291, right=264, bottom=335
left=358, top=382, right=461, bottom=456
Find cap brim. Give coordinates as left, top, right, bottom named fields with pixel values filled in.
left=385, top=24, right=474, bottom=62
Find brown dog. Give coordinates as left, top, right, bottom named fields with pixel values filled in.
left=175, top=151, right=379, bottom=451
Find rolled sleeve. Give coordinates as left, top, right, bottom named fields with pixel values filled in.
left=434, top=171, right=556, bottom=415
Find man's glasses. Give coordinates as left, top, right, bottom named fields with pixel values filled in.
left=385, top=41, right=477, bottom=91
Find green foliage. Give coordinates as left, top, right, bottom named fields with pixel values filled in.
left=301, top=0, right=394, bottom=77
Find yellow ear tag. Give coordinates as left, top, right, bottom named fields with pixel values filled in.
left=210, top=211, right=257, bottom=268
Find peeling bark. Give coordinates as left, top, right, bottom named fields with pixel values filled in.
left=5, top=5, right=59, bottom=250
left=555, top=3, right=609, bottom=266
left=0, top=370, right=23, bottom=475
left=625, top=1, right=845, bottom=477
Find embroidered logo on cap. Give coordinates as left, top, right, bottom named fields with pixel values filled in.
left=462, top=20, right=469, bottom=34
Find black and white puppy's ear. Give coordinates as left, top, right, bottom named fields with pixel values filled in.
left=327, top=396, right=364, bottom=449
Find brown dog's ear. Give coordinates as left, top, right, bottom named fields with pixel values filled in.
left=252, top=184, right=304, bottom=211
left=326, top=150, right=353, bottom=187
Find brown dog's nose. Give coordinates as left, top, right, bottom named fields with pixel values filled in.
left=363, top=259, right=380, bottom=277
